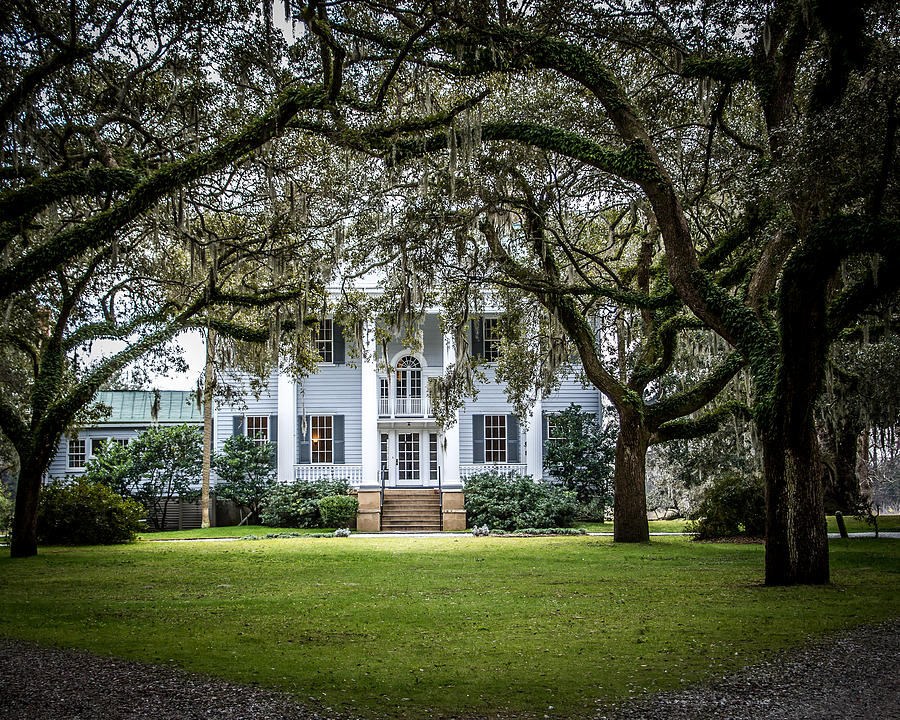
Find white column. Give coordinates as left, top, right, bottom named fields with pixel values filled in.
left=361, top=321, right=380, bottom=487
left=526, top=397, right=543, bottom=481
left=442, top=330, right=460, bottom=488
left=277, top=369, right=296, bottom=484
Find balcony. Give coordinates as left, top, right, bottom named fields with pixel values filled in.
left=377, top=393, right=432, bottom=418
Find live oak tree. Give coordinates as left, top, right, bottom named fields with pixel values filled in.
left=319, top=0, right=899, bottom=585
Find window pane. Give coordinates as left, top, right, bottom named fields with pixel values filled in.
left=484, top=415, right=507, bottom=463
left=429, top=433, right=439, bottom=481
left=310, top=416, right=333, bottom=464
left=246, top=416, right=269, bottom=445
left=483, top=319, right=500, bottom=362
left=312, top=319, right=333, bottom=363
left=68, top=438, right=86, bottom=468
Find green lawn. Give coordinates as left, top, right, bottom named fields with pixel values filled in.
left=1, top=536, right=898, bottom=718
left=575, top=519, right=690, bottom=533
left=139, top=525, right=338, bottom=540
left=826, top=514, right=900, bottom=534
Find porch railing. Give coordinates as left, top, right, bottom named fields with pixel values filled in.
left=459, top=464, right=529, bottom=481
left=294, top=464, right=363, bottom=487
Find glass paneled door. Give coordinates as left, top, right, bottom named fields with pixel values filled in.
left=395, top=356, right=422, bottom=415
left=380, top=430, right=439, bottom=487
left=397, top=432, right=421, bottom=484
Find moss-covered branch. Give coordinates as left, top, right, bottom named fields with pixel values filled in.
left=648, top=350, right=745, bottom=427
left=0, top=85, right=329, bottom=300
left=651, top=400, right=750, bottom=444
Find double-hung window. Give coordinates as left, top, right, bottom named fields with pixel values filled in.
left=312, top=319, right=333, bottom=363
left=310, top=415, right=333, bottom=463
left=484, top=415, right=507, bottom=463
left=482, top=318, right=500, bottom=362
left=68, top=438, right=86, bottom=469
left=246, top=416, right=269, bottom=445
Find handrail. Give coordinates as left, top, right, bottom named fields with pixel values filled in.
left=437, top=466, right=443, bottom=531
left=379, top=467, right=386, bottom=531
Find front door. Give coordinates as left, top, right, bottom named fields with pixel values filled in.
left=396, top=431, right=422, bottom=486
left=380, top=430, right=441, bottom=487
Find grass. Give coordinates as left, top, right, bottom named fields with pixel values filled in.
left=575, top=519, right=690, bottom=533
left=139, top=525, right=337, bottom=540
left=826, top=514, right=900, bottom=534
left=576, top=515, right=900, bottom=535
left=1, top=536, right=898, bottom=718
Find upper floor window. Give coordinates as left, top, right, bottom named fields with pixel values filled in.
left=482, top=318, right=500, bottom=362
left=546, top=415, right=565, bottom=441
left=68, top=438, right=86, bottom=469
left=246, top=416, right=269, bottom=445
left=484, top=414, right=507, bottom=463
left=312, top=319, right=333, bottom=363
left=310, top=415, right=333, bottom=463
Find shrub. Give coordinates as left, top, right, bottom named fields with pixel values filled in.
left=0, top=484, right=13, bottom=537
left=259, top=477, right=351, bottom=528
left=544, top=405, right=616, bottom=514
left=84, top=425, right=202, bottom=529
left=686, top=472, right=765, bottom=540
left=213, top=435, right=277, bottom=523
left=37, top=478, right=143, bottom=545
left=463, top=471, right=578, bottom=531
left=318, top=494, right=359, bottom=528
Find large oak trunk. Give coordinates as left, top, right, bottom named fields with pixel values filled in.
left=10, top=460, right=42, bottom=558
left=613, top=410, right=650, bottom=542
left=762, top=423, right=829, bottom=585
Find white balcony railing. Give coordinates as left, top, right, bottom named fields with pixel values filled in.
left=294, top=464, right=363, bottom=487
left=459, top=464, right=529, bottom=481
left=377, top=394, right=431, bottom=418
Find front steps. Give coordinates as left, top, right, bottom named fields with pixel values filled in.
left=380, top=489, right=442, bottom=532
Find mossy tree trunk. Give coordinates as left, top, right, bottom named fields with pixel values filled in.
left=613, top=408, right=650, bottom=543
left=762, top=422, right=829, bottom=585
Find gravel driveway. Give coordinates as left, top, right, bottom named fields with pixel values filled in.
left=0, top=620, right=897, bottom=719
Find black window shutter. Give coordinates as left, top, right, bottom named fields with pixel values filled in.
left=298, top=416, right=310, bottom=464
left=472, top=414, right=484, bottom=463
left=507, top=414, right=520, bottom=463
left=233, top=415, right=244, bottom=437
left=333, top=322, right=345, bottom=364
left=470, top=319, right=484, bottom=359
left=269, top=415, right=278, bottom=444
left=333, top=415, right=345, bottom=464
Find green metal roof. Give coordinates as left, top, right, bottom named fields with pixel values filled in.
left=94, top=391, right=203, bottom=424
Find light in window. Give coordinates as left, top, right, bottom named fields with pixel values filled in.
left=310, top=416, right=333, bottom=463
left=484, top=415, right=507, bottom=463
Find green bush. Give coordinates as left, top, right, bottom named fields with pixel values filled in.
left=317, top=494, right=359, bottom=528
left=213, top=435, right=277, bottom=523
left=463, top=471, right=578, bottom=531
left=37, top=478, right=143, bottom=545
left=259, top=478, right=351, bottom=528
left=686, top=472, right=765, bottom=540
left=0, top=484, right=13, bottom=537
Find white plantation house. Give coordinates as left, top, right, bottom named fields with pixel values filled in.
left=48, top=311, right=604, bottom=531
